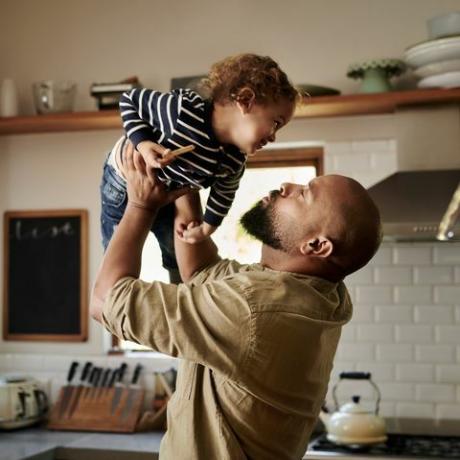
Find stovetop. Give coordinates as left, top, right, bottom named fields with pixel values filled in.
left=309, top=433, right=460, bottom=459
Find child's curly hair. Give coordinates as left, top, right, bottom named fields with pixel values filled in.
left=201, top=53, right=299, bottom=105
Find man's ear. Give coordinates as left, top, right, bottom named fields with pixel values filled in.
left=235, top=87, right=256, bottom=113
left=300, top=237, right=334, bottom=258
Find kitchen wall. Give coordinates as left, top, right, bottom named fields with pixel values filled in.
left=2, top=0, right=460, bottom=114
left=335, top=240, right=460, bottom=421
left=1, top=0, right=460, bottom=417
left=323, top=140, right=460, bottom=421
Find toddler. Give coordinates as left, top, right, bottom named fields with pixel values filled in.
left=100, top=53, right=299, bottom=280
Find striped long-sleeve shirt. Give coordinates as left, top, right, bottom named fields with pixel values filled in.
left=116, top=88, right=247, bottom=227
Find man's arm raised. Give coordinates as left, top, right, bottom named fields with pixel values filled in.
left=175, top=220, right=220, bottom=282
left=90, top=143, right=189, bottom=323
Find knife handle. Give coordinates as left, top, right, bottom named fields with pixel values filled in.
left=101, top=368, right=111, bottom=387
left=108, top=369, right=118, bottom=387
left=132, top=364, right=143, bottom=385
left=118, top=363, right=128, bottom=383
left=81, top=362, right=92, bottom=383
left=93, top=368, right=103, bottom=387
left=88, top=367, right=100, bottom=386
left=67, top=361, right=79, bottom=384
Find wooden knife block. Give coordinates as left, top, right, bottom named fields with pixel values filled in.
left=47, top=385, right=145, bottom=433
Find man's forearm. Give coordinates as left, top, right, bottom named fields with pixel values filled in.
left=91, top=204, right=156, bottom=322
left=174, top=227, right=219, bottom=282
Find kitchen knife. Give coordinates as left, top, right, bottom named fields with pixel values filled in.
left=101, top=368, right=112, bottom=387
left=58, top=361, right=79, bottom=418
left=67, top=361, right=92, bottom=418
left=98, top=368, right=112, bottom=398
left=108, top=368, right=118, bottom=388
left=110, top=363, right=127, bottom=415
left=86, top=366, right=98, bottom=391
left=121, top=364, right=143, bottom=420
left=88, top=366, right=102, bottom=400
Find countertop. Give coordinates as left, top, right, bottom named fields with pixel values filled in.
left=0, top=426, right=164, bottom=460
left=2, top=418, right=459, bottom=460
left=0, top=427, right=314, bottom=460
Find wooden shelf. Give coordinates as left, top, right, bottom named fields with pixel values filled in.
left=295, top=87, right=460, bottom=118
left=1, top=88, right=460, bottom=136
left=0, top=110, right=121, bottom=136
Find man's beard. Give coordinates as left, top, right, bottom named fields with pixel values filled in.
left=239, top=191, right=284, bottom=250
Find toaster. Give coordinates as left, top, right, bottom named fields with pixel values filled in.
left=0, top=375, right=48, bottom=429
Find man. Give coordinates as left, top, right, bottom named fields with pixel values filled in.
left=91, top=145, right=382, bottom=460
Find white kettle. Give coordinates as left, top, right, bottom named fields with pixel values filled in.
left=319, top=372, right=387, bottom=447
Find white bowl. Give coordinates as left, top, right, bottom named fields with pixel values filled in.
left=418, top=70, right=460, bottom=88
left=413, top=58, right=460, bottom=78
left=404, top=36, right=460, bottom=68
left=428, top=11, right=460, bottom=39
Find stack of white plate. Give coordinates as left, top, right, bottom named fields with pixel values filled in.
left=404, top=36, right=460, bottom=88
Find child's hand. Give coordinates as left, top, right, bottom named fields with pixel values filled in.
left=136, top=140, right=173, bottom=180
left=121, top=142, right=191, bottom=210
left=176, top=221, right=217, bottom=244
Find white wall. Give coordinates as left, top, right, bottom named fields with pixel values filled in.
left=1, top=0, right=460, bottom=114
left=1, top=0, right=460, bottom=417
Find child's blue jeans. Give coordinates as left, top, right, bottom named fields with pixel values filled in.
left=100, top=159, right=178, bottom=270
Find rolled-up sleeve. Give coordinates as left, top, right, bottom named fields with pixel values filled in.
left=102, top=269, right=250, bottom=379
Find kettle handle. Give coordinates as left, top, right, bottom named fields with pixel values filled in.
left=339, top=371, right=371, bottom=380
left=332, top=372, right=382, bottom=415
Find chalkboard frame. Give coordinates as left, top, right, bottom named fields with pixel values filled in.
left=3, top=209, right=88, bottom=341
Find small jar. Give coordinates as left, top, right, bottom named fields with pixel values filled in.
left=0, top=78, right=19, bottom=117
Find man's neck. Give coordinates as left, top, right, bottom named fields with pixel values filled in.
left=260, top=245, right=305, bottom=273
left=260, top=245, right=342, bottom=282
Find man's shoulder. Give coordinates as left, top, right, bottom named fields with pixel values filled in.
left=204, top=264, right=352, bottom=321
left=189, top=258, right=249, bottom=284
left=187, top=261, right=352, bottom=322
left=189, top=260, right=296, bottom=290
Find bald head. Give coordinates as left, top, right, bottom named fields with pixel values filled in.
left=314, top=175, right=382, bottom=276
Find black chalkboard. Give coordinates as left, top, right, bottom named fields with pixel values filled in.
left=3, top=210, right=88, bottom=341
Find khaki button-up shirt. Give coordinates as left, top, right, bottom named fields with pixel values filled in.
left=102, top=259, right=352, bottom=460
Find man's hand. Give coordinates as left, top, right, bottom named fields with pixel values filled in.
left=136, top=140, right=173, bottom=180
left=122, top=141, right=190, bottom=210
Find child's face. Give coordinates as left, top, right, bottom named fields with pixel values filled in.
left=235, top=97, right=295, bottom=155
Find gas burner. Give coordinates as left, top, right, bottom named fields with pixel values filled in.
left=309, top=433, right=460, bottom=458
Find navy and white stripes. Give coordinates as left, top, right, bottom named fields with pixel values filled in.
left=118, top=88, right=246, bottom=227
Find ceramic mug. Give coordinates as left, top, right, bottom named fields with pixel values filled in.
left=0, top=78, right=19, bottom=117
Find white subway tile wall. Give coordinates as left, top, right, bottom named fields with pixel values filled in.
left=324, top=140, right=460, bottom=420
left=395, top=364, right=434, bottom=382
left=325, top=139, right=397, bottom=188
left=331, top=240, right=460, bottom=420
left=1, top=140, right=459, bottom=420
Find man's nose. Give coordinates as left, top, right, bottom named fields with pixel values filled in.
left=280, top=182, right=297, bottom=196
left=268, top=132, right=276, bottom=143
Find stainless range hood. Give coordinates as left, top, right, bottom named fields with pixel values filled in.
left=367, top=170, right=460, bottom=242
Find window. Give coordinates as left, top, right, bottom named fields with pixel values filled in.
left=115, top=147, right=323, bottom=351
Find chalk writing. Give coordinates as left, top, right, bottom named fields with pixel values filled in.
left=11, top=220, right=75, bottom=241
